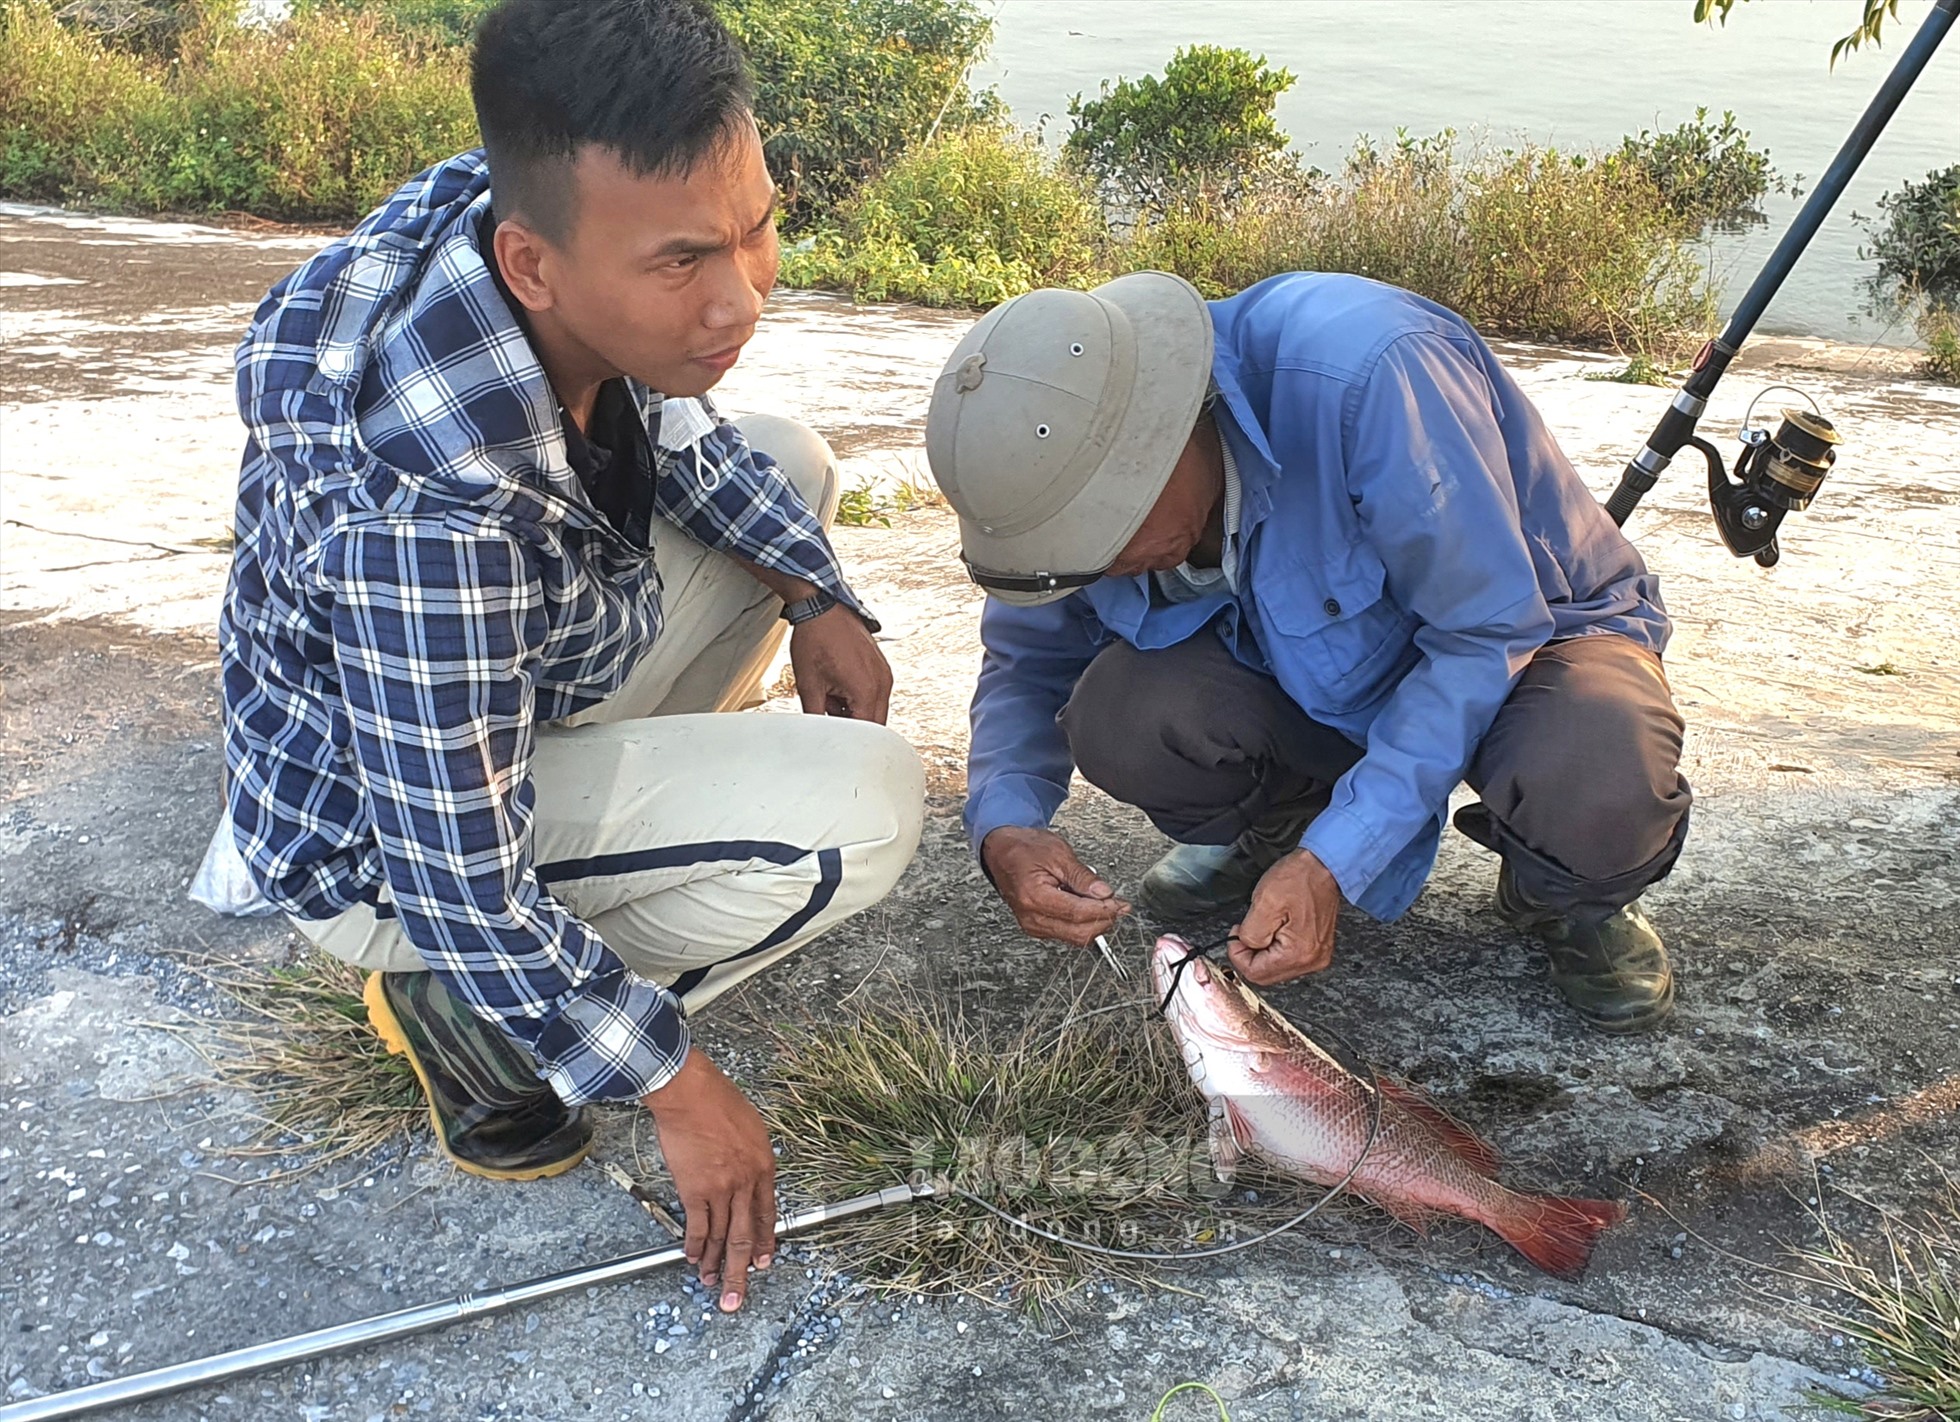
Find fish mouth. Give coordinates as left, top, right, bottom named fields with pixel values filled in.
left=1154, top=938, right=1267, bottom=1054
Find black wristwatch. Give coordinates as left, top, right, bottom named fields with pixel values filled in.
left=780, top=589, right=841, bottom=625
left=781, top=588, right=883, bottom=634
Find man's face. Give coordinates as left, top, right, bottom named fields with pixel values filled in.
left=520, top=124, right=780, bottom=398
left=1103, top=421, right=1219, bottom=578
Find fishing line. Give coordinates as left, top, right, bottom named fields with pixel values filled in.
left=1152, top=930, right=1235, bottom=1018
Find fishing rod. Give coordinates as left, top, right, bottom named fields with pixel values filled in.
left=0, top=1179, right=943, bottom=1422
left=1604, top=0, right=1957, bottom=566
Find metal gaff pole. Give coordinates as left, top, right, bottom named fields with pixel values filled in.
left=1604, top=0, right=1958, bottom=528
left=0, top=1180, right=942, bottom=1422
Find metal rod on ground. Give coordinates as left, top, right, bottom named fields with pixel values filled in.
left=0, top=1179, right=942, bottom=1422
left=1604, top=0, right=1958, bottom=529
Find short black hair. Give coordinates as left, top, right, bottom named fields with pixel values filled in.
left=470, top=0, right=755, bottom=242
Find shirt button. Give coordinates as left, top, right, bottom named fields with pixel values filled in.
left=1323, top=598, right=1342, bottom=617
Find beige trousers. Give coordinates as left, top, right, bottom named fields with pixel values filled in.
left=298, top=414, right=926, bottom=1015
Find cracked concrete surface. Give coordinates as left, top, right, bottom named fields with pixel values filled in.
left=3, top=203, right=1957, bottom=1420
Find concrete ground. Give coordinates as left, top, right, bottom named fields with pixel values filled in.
left=2, top=201, right=1957, bottom=1421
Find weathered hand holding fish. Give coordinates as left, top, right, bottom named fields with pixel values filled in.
left=1152, top=935, right=1626, bottom=1278
left=1233, top=848, right=1341, bottom=984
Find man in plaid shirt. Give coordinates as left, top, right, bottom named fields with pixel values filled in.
left=205, top=0, right=924, bottom=1312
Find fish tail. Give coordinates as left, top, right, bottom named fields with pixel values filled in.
left=1485, top=1190, right=1628, bottom=1279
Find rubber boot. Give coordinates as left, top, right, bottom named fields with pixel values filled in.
left=1138, top=812, right=1314, bottom=921
left=1495, top=864, right=1676, bottom=1034
left=364, top=971, right=593, bottom=1180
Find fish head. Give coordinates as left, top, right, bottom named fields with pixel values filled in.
left=1151, top=935, right=1281, bottom=1056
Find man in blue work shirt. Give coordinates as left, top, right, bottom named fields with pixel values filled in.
left=928, top=270, right=1689, bottom=1032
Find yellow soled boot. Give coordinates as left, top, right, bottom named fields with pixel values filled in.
left=364, top=971, right=593, bottom=1180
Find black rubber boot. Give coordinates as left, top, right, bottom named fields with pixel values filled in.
left=363, top=971, right=593, bottom=1180
left=1138, top=813, right=1314, bottom=921
left=1495, top=864, right=1676, bottom=1034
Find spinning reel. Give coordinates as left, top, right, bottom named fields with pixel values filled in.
left=1687, top=388, right=1841, bottom=568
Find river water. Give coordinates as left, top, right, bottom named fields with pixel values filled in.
left=974, top=0, right=1960, bottom=344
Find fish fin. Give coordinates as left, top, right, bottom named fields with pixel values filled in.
left=1208, top=1103, right=1244, bottom=1185
left=1373, top=1075, right=1503, bottom=1177
left=1485, top=1190, right=1628, bottom=1279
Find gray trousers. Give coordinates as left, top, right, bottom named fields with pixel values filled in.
left=1059, top=629, right=1691, bottom=920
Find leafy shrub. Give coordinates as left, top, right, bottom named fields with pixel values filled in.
left=1616, top=107, right=1782, bottom=227
left=717, top=0, right=996, bottom=227
left=0, top=0, right=477, bottom=219
left=1463, top=142, right=1712, bottom=355
left=0, top=1, right=167, bottom=198
left=1127, top=131, right=1713, bottom=358
left=1064, top=45, right=1295, bottom=216
left=1864, top=164, right=1960, bottom=310
left=1862, top=165, right=1960, bottom=384
left=780, top=122, right=1105, bottom=306
left=1922, top=306, right=1960, bottom=384
left=41, top=0, right=205, bottom=52
left=300, top=0, right=493, bottom=45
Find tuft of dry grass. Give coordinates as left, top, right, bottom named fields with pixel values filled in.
left=758, top=982, right=1306, bottom=1310
left=1797, top=1181, right=1960, bottom=1420
left=170, top=950, right=423, bottom=1181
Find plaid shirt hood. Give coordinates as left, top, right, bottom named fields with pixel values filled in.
left=219, top=151, right=863, bottom=1105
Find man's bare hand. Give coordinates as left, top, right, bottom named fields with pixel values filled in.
left=789, top=605, right=892, bottom=722
left=1231, top=849, right=1341, bottom=985
left=643, top=1049, right=776, bottom=1312
left=981, top=826, right=1128, bottom=947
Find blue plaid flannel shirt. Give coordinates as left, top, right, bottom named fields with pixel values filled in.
left=218, top=151, right=866, bottom=1106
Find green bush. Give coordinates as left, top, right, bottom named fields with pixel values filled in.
left=1463, top=142, right=1712, bottom=354
left=0, top=0, right=168, bottom=199
left=301, top=0, right=493, bottom=45
left=717, top=0, right=996, bottom=228
left=780, top=121, right=1105, bottom=306
left=1065, top=44, right=1295, bottom=215
left=1127, top=131, right=1714, bottom=358
left=1865, top=163, right=1960, bottom=310
left=1616, top=107, right=1781, bottom=227
left=0, top=0, right=477, bottom=219
left=1922, top=306, right=1960, bottom=384
left=1862, top=164, right=1960, bottom=384
left=293, top=0, right=999, bottom=228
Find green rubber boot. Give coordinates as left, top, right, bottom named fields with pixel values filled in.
left=1495, top=864, right=1676, bottom=1034
left=364, top=971, right=593, bottom=1180
left=1138, top=814, right=1312, bottom=922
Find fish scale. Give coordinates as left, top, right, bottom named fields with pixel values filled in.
left=1152, top=935, right=1626, bottom=1277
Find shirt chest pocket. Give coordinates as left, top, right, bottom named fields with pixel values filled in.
left=1257, top=546, right=1417, bottom=711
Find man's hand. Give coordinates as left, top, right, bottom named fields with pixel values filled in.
left=981, top=826, right=1128, bottom=947
left=1231, top=849, right=1341, bottom=985
left=643, top=1049, right=777, bottom=1312
left=789, top=605, right=892, bottom=723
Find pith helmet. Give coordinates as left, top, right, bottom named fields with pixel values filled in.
left=925, top=271, right=1214, bottom=605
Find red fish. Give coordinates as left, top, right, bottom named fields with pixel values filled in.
left=1152, top=935, right=1625, bottom=1277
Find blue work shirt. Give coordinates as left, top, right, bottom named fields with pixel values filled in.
left=965, top=273, right=1671, bottom=921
